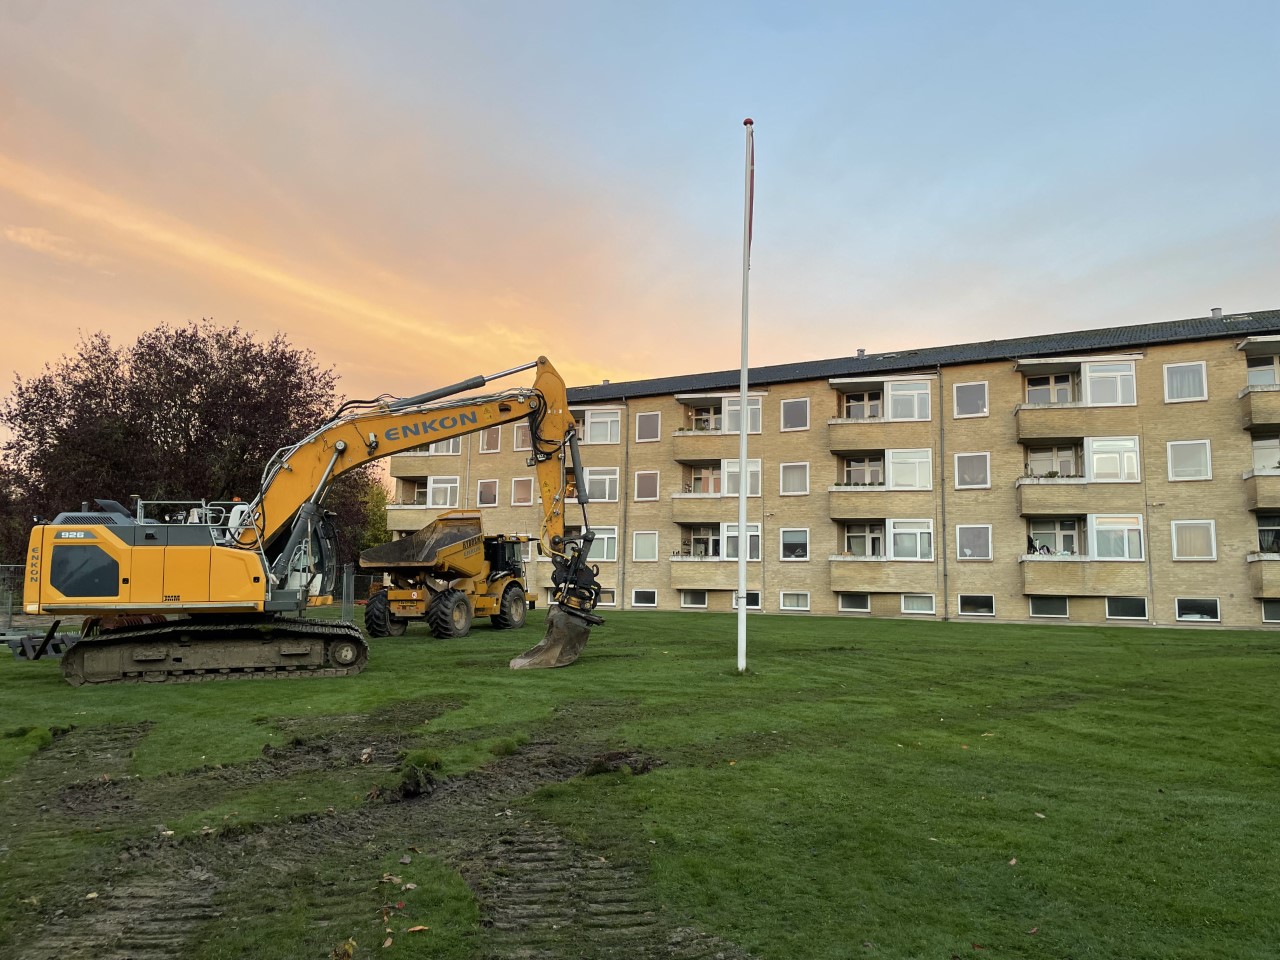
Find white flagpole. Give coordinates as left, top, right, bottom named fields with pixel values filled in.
left=737, top=118, right=754, bottom=673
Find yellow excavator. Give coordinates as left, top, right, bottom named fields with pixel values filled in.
left=21, top=357, right=603, bottom=685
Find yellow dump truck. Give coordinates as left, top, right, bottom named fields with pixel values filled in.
left=360, top=511, right=533, bottom=639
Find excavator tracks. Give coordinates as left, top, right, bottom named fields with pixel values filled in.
left=61, top=617, right=368, bottom=686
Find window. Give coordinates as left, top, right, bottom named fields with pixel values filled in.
left=1027, top=445, right=1079, bottom=477
left=844, top=455, right=884, bottom=485
left=1091, top=515, right=1144, bottom=560
left=1263, top=599, right=1280, bottom=622
left=844, top=523, right=885, bottom=557
left=887, top=449, right=932, bottom=490
left=1259, top=515, right=1280, bottom=553
left=634, top=471, right=659, bottom=501
left=1164, top=362, right=1207, bottom=402
left=1086, top=437, right=1140, bottom=482
left=583, top=467, right=619, bottom=502
left=631, top=589, right=657, bottom=608
left=889, top=519, right=933, bottom=561
left=428, top=437, right=461, bottom=455
left=690, top=465, right=721, bottom=494
left=681, top=590, right=708, bottom=608
left=1171, top=520, right=1216, bottom=560
left=635, top=411, right=661, bottom=442
left=425, top=476, right=459, bottom=508
left=511, top=477, right=534, bottom=506
left=887, top=381, right=931, bottom=421
left=1247, top=354, right=1280, bottom=387
left=724, top=397, right=762, bottom=434
left=1252, top=436, right=1280, bottom=472
left=633, top=531, right=658, bottom=562
left=956, top=525, right=992, bottom=560
left=780, top=462, right=809, bottom=495
left=597, top=588, right=617, bottom=607
left=954, top=453, right=990, bottom=489
left=954, top=381, right=988, bottom=418
left=413, top=481, right=431, bottom=505
left=780, top=529, right=809, bottom=560
left=838, top=593, right=871, bottom=612
left=780, top=398, right=809, bottom=431
left=902, top=594, right=935, bottom=615
left=577, top=409, right=620, bottom=444
left=723, top=459, right=762, bottom=497
left=1029, top=596, right=1069, bottom=618
left=843, top=391, right=882, bottom=419
left=1026, top=372, right=1076, bottom=404
left=688, top=526, right=721, bottom=558
left=959, top=594, right=995, bottom=616
left=780, top=592, right=810, bottom=611
left=513, top=423, right=531, bottom=451
left=1106, top=596, right=1148, bottom=620
left=1176, top=597, right=1220, bottom=622
left=724, top=523, right=761, bottom=561
left=1083, top=361, right=1136, bottom=406
left=588, top=526, right=618, bottom=562
left=476, top=479, right=498, bottom=507
left=732, top=591, right=762, bottom=610
left=690, top=404, right=722, bottom=431
left=1030, top=518, right=1080, bottom=555
left=1167, top=440, right=1212, bottom=481
left=479, top=426, right=501, bottom=453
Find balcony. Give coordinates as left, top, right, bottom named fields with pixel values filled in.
left=1019, top=555, right=1148, bottom=596
left=672, top=430, right=748, bottom=463
left=670, top=493, right=746, bottom=524
left=1014, top=403, right=1136, bottom=443
left=827, top=557, right=938, bottom=593
left=386, top=503, right=437, bottom=533
left=827, top=418, right=932, bottom=452
left=388, top=453, right=435, bottom=479
left=669, top=557, right=760, bottom=591
left=1246, top=554, right=1280, bottom=597
left=1239, top=385, right=1280, bottom=430
left=828, top=485, right=935, bottom=521
left=1015, top=478, right=1144, bottom=516
left=1243, top=472, right=1280, bottom=511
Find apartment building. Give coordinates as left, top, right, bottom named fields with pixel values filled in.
left=385, top=308, right=1280, bottom=629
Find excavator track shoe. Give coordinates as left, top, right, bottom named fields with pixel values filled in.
left=509, top=605, right=593, bottom=669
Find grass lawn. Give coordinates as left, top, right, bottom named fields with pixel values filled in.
left=1, top=609, right=1278, bottom=959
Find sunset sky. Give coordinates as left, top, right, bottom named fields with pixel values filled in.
left=2, top=0, right=1277, bottom=402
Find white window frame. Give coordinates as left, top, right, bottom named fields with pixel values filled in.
left=596, top=588, right=617, bottom=608
left=1167, top=440, right=1212, bottom=482
left=724, top=396, right=763, bottom=435
left=635, top=411, right=661, bottom=443
left=723, top=458, right=762, bottom=497
left=1085, top=437, right=1141, bottom=483
left=680, top=590, right=708, bottom=609
left=511, top=477, right=534, bottom=507
left=426, top=476, right=460, bottom=508
left=1164, top=361, right=1208, bottom=403
left=780, top=462, right=810, bottom=496
left=958, top=594, right=996, bottom=617
left=1263, top=599, right=1280, bottom=623
left=844, top=522, right=885, bottom=558
left=632, top=530, right=659, bottom=562
left=575, top=408, right=621, bottom=445
left=724, top=522, right=762, bottom=561
left=780, top=397, right=810, bottom=432
left=476, top=479, right=499, bottom=508
left=1090, top=514, right=1145, bottom=561
left=779, top=528, right=810, bottom=561
left=428, top=437, right=461, bottom=455
left=888, top=519, right=934, bottom=561
left=779, top=591, right=811, bottom=612
left=887, top=448, right=933, bottom=490
left=1029, top=596, right=1069, bottom=618
left=513, top=422, right=532, bottom=451
left=732, top=591, right=762, bottom=610
left=901, top=594, right=936, bottom=615
left=588, top=526, right=618, bottom=562
left=1106, top=596, right=1149, bottom=620
left=838, top=592, right=871, bottom=613
left=634, top=470, right=660, bottom=502
left=953, top=381, right=989, bottom=418
left=478, top=426, right=501, bottom=454
left=1175, top=597, right=1220, bottom=622
left=1171, top=520, right=1216, bottom=560
left=1082, top=361, right=1137, bottom=407
left=631, top=588, right=657, bottom=608
left=583, top=466, right=619, bottom=503
left=956, top=524, right=992, bottom=561
left=887, top=380, right=931, bottom=421
left=953, top=452, right=990, bottom=489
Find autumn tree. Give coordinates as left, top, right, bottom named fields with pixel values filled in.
left=0, top=321, right=383, bottom=565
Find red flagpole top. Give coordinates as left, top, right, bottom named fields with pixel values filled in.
left=743, top=118, right=753, bottom=126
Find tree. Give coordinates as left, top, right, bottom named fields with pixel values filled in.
left=0, top=321, right=380, bottom=565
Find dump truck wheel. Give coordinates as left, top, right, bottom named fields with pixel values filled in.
left=492, top=584, right=528, bottom=630
left=429, top=589, right=472, bottom=639
left=386, top=616, right=408, bottom=637
left=364, top=589, right=391, bottom=638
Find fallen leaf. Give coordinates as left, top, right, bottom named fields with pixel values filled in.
left=1028, top=927, right=1039, bottom=935
left=728, top=760, right=737, bottom=766
left=973, top=944, right=986, bottom=950
left=399, top=855, right=412, bottom=865
left=330, top=937, right=357, bottom=960
left=383, top=936, right=393, bottom=948
left=981, top=732, right=995, bottom=737
left=401, top=882, right=417, bottom=891
left=380, top=874, right=402, bottom=885
left=409, top=846, right=421, bottom=853
left=1034, top=812, right=1046, bottom=819
left=395, top=901, right=406, bottom=910
left=961, top=745, right=969, bottom=750
left=1008, top=858, right=1017, bottom=866
left=407, top=925, right=429, bottom=933
left=85, top=892, right=98, bottom=900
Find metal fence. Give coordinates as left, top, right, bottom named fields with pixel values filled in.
left=1, top=564, right=21, bottom=633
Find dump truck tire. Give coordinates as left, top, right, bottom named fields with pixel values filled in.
left=386, top=615, right=408, bottom=637
left=365, top=589, right=391, bottom=638
left=429, top=589, right=472, bottom=639
left=491, top=583, right=528, bottom=630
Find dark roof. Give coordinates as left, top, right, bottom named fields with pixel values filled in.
left=567, top=308, right=1280, bottom=403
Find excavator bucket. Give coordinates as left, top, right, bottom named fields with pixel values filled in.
left=509, top=605, right=593, bottom=669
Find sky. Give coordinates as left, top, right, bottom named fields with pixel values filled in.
left=1, top=0, right=1277, bottom=403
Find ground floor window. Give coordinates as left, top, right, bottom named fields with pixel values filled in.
left=732, top=591, right=761, bottom=610
left=838, top=592, right=870, bottom=612
left=1029, top=596, right=1069, bottom=618
left=901, top=593, right=935, bottom=615
left=958, top=594, right=995, bottom=616
left=632, top=589, right=657, bottom=608
left=780, top=591, right=810, bottom=611
left=681, top=590, right=708, bottom=608
left=1106, top=596, right=1148, bottom=620
left=1175, top=598, right=1220, bottom=622
left=1264, top=599, right=1280, bottom=622
left=596, top=589, right=616, bottom=607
